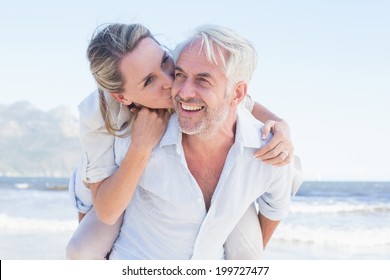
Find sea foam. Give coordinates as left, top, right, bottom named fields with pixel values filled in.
left=0, top=214, right=77, bottom=232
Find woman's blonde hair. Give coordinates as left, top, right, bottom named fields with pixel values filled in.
left=87, top=23, right=157, bottom=136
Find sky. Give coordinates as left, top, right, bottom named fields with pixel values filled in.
left=1, top=0, right=389, bottom=181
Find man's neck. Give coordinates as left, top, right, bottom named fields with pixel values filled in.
left=181, top=110, right=238, bottom=211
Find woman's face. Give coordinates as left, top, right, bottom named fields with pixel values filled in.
left=114, top=37, right=175, bottom=109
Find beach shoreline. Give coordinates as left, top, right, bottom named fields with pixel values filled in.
left=1, top=179, right=389, bottom=260
left=2, top=232, right=389, bottom=260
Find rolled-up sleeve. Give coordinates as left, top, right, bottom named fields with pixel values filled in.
left=257, top=163, right=294, bottom=221
left=291, top=156, right=303, bottom=197
left=68, top=163, right=93, bottom=213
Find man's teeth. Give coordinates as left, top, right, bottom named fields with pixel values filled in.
left=181, top=104, right=203, bottom=111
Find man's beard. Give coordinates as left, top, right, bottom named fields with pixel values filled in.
left=174, top=96, right=230, bottom=139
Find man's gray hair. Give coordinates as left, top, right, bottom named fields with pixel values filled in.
left=173, top=24, right=258, bottom=89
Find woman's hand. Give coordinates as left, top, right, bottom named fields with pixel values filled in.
left=90, top=108, right=170, bottom=225
left=254, top=120, right=294, bottom=166
left=130, top=107, right=170, bottom=152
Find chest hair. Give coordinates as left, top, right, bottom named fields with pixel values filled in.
left=186, top=158, right=224, bottom=211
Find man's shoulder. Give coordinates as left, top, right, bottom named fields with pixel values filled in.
left=237, top=107, right=264, bottom=131
left=237, top=108, right=270, bottom=149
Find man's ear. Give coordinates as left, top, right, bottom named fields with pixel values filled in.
left=230, top=81, right=247, bottom=106
left=110, top=92, right=133, bottom=106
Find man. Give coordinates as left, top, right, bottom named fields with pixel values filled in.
left=108, top=25, right=297, bottom=260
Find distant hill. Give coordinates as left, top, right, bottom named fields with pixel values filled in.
left=0, top=101, right=81, bottom=177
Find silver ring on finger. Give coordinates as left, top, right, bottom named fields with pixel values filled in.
left=281, top=150, right=289, bottom=158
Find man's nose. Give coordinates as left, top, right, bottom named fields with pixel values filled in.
left=177, top=79, right=196, bottom=99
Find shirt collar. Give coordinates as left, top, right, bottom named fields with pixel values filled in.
left=159, top=113, right=181, bottom=147
left=159, top=108, right=267, bottom=150
left=235, top=107, right=267, bottom=149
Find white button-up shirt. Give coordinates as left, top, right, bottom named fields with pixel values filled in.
left=68, top=91, right=257, bottom=214
left=109, top=108, right=294, bottom=260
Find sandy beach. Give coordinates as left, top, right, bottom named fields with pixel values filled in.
left=1, top=179, right=390, bottom=260
left=0, top=231, right=74, bottom=259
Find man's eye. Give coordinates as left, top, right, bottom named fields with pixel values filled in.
left=197, top=78, right=210, bottom=84
left=175, top=72, right=184, bottom=78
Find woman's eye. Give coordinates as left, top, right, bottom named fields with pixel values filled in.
left=162, top=55, right=169, bottom=65
left=163, top=57, right=174, bottom=72
left=144, top=76, right=154, bottom=87
left=162, top=54, right=173, bottom=67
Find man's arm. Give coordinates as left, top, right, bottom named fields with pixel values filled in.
left=258, top=213, right=280, bottom=249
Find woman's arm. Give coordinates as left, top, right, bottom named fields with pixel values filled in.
left=250, top=101, right=294, bottom=166
left=90, top=108, right=170, bottom=225
left=251, top=101, right=282, bottom=123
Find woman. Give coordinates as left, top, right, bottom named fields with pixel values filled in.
left=66, top=23, right=295, bottom=259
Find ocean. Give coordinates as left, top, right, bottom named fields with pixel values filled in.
left=264, top=181, right=390, bottom=260
left=0, top=177, right=389, bottom=260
